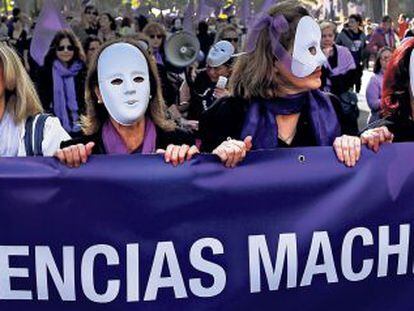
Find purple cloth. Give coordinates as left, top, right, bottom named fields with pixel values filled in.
left=241, top=90, right=340, bottom=149
left=366, top=73, right=383, bottom=123
left=102, top=117, right=157, bottom=155
left=52, top=60, right=84, bottom=133
left=239, top=0, right=251, bottom=25
left=30, top=0, right=67, bottom=66
left=245, top=14, right=292, bottom=69
left=153, top=48, right=164, bottom=65
left=183, top=0, right=195, bottom=32
left=258, top=0, right=276, bottom=15
left=325, top=45, right=356, bottom=76
left=197, top=0, right=215, bottom=21
left=367, top=27, right=397, bottom=53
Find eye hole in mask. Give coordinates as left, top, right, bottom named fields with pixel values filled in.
left=308, top=46, right=317, bottom=56
left=111, top=78, right=123, bottom=85
left=133, top=76, right=144, bottom=83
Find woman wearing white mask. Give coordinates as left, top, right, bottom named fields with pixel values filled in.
left=55, top=38, right=198, bottom=167
left=200, top=1, right=370, bottom=168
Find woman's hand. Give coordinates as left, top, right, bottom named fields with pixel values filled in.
left=213, top=88, right=230, bottom=99
left=213, top=136, right=253, bottom=168
left=360, top=126, right=394, bottom=152
left=333, top=135, right=361, bottom=167
left=156, top=144, right=199, bottom=166
left=54, top=142, right=95, bottom=168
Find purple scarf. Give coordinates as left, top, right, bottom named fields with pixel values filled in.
left=241, top=90, right=340, bottom=150
left=325, top=45, right=356, bottom=77
left=102, top=117, right=157, bottom=155
left=52, top=60, right=83, bottom=133
left=153, top=48, right=164, bottom=65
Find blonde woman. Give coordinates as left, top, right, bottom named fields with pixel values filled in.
left=0, top=43, right=70, bottom=157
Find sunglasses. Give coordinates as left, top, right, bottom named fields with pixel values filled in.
left=85, top=11, right=98, bottom=16
left=150, top=34, right=163, bottom=39
left=57, top=45, right=74, bottom=52
left=224, top=37, right=239, bottom=43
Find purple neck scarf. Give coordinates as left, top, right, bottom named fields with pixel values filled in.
left=153, top=48, right=164, bottom=65
left=325, top=45, right=356, bottom=77
left=241, top=90, right=340, bottom=150
left=52, top=60, right=83, bottom=133
left=102, top=117, right=157, bottom=155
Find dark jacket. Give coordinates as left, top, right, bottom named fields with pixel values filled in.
left=187, top=70, right=216, bottom=121
left=199, top=94, right=347, bottom=152
left=364, top=112, right=414, bottom=143
left=61, top=124, right=195, bottom=154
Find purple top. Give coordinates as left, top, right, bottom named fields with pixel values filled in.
left=102, top=117, right=157, bottom=155
left=241, top=90, right=340, bottom=150
left=366, top=72, right=383, bottom=123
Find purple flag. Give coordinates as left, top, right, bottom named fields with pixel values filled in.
left=197, top=0, right=215, bottom=21
left=239, top=0, right=251, bottom=25
left=183, top=0, right=195, bottom=32
left=30, top=0, right=68, bottom=66
left=259, top=0, right=276, bottom=14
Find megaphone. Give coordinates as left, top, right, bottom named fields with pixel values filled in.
left=164, top=31, right=201, bottom=68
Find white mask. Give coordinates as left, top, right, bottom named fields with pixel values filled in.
left=97, top=43, right=151, bottom=126
left=410, top=49, right=414, bottom=97
left=291, top=16, right=327, bottom=78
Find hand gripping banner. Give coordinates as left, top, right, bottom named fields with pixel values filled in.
left=1, top=144, right=414, bottom=310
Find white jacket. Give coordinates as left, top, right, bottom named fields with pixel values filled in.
left=17, top=116, right=71, bottom=156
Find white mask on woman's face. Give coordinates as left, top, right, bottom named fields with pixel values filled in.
left=291, top=16, right=327, bottom=78
left=97, top=43, right=150, bottom=126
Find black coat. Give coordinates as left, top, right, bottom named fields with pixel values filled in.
left=364, top=113, right=414, bottom=143
left=61, top=124, right=195, bottom=154
left=199, top=94, right=347, bottom=152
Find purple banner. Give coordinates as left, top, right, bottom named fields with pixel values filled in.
left=0, top=144, right=414, bottom=310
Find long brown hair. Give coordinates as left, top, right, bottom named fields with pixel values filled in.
left=230, top=0, right=309, bottom=99
left=44, top=29, right=86, bottom=66
left=82, top=37, right=175, bottom=135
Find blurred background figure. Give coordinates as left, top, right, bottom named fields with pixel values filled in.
left=366, top=47, right=392, bottom=123
left=98, top=13, right=118, bottom=42
left=37, top=29, right=86, bottom=137
left=83, top=35, right=101, bottom=68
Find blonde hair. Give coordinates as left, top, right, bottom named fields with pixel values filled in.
left=230, top=0, right=309, bottom=99
left=0, top=43, right=43, bottom=123
left=320, top=21, right=337, bottom=34
left=82, top=37, right=175, bottom=135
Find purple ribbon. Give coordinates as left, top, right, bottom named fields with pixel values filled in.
left=245, top=13, right=292, bottom=67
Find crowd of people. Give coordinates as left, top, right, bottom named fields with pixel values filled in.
left=0, top=1, right=412, bottom=168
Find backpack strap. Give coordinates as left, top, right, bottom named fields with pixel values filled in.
left=24, top=115, right=35, bottom=156
left=33, top=114, right=50, bottom=156
left=24, top=113, right=51, bottom=156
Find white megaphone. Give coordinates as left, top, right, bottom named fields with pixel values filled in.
left=164, top=31, right=201, bottom=68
